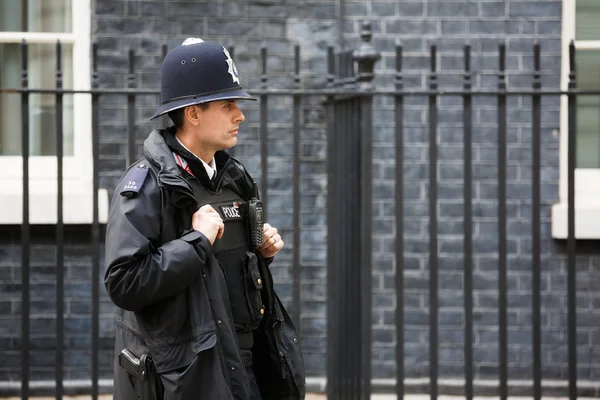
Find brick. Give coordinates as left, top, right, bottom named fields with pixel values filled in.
left=207, top=21, right=261, bottom=37
left=537, top=20, right=562, bottom=36
left=386, top=20, right=439, bottom=36
left=480, top=1, right=507, bottom=17
left=372, top=2, right=395, bottom=18
left=140, top=1, right=167, bottom=17
left=509, top=2, right=561, bottom=18
left=344, top=2, right=368, bottom=17
left=221, top=2, right=248, bottom=18
left=441, top=19, right=468, bottom=35
left=469, top=20, right=511, bottom=35
left=397, top=2, right=425, bottom=17
left=95, top=0, right=125, bottom=16
left=427, top=1, right=479, bottom=18
left=167, top=2, right=219, bottom=17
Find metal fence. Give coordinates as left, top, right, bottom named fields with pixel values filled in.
left=0, top=21, right=595, bottom=400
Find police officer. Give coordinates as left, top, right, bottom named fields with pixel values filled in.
left=104, top=38, right=306, bottom=400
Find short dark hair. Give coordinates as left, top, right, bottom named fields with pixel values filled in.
left=168, top=103, right=210, bottom=128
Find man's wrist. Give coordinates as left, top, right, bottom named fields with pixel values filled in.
left=181, top=229, right=209, bottom=262
left=181, top=229, right=204, bottom=244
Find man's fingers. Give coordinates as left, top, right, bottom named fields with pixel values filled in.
left=216, top=221, right=225, bottom=239
left=198, top=204, right=216, bottom=213
left=260, top=233, right=281, bottom=249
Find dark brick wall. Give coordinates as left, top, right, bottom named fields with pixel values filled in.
left=2, top=0, right=600, bottom=390
left=0, top=227, right=114, bottom=381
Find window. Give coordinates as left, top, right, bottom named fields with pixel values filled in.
left=553, top=0, right=600, bottom=238
left=0, top=0, right=108, bottom=224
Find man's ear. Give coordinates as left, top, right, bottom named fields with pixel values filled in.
left=184, top=105, right=201, bottom=126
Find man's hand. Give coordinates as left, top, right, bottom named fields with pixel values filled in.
left=258, top=223, right=284, bottom=258
left=191, top=204, right=224, bottom=245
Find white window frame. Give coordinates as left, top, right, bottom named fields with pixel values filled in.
left=0, top=0, right=108, bottom=224
left=552, top=0, right=600, bottom=238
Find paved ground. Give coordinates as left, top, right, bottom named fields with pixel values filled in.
left=4, top=394, right=600, bottom=400
left=4, top=396, right=600, bottom=400
left=0, top=397, right=334, bottom=400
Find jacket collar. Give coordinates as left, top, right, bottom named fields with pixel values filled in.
left=143, top=128, right=194, bottom=194
left=143, top=128, right=253, bottom=201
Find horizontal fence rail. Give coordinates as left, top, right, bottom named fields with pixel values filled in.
left=2, top=24, right=600, bottom=400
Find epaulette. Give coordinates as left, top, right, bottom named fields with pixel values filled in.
left=119, top=163, right=150, bottom=198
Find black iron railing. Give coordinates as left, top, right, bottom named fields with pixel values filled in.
left=1, top=21, right=598, bottom=400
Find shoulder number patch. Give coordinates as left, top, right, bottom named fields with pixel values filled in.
left=120, top=163, right=149, bottom=198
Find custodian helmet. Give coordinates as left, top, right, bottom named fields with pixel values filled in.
left=150, top=38, right=256, bottom=120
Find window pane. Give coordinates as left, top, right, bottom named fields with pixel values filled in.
left=0, top=0, right=71, bottom=33
left=576, top=0, right=600, bottom=40
left=576, top=50, right=600, bottom=168
left=0, top=43, right=74, bottom=156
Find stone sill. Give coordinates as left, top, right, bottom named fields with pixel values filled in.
left=0, top=187, right=109, bottom=224
left=551, top=202, right=600, bottom=239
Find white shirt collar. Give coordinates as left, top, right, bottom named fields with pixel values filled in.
left=175, top=135, right=217, bottom=179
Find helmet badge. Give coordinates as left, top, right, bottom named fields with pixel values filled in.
left=182, top=37, right=204, bottom=46
left=223, top=48, right=240, bottom=84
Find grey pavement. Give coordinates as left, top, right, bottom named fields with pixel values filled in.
left=4, top=395, right=600, bottom=400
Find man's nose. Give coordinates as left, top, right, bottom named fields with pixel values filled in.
left=234, top=106, right=245, bottom=123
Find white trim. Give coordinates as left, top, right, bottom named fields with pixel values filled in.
left=0, top=186, right=109, bottom=225
left=0, top=31, right=75, bottom=43
left=552, top=0, right=600, bottom=238
left=0, top=0, right=107, bottom=224
left=558, top=0, right=574, bottom=206
left=575, top=40, right=600, bottom=49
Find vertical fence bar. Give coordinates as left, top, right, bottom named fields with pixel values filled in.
left=359, top=72, right=373, bottom=400
left=20, top=38, right=30, bottom=400
left=161, top=44, right=170, bottom=128
left=55, top=39, right=65, bottom=400
left=566, top=40, right=577, bottom=400
left=355, top=93, right=364, bottom=400
left=228, top=46, right=236, bottom=159
left=292, top=44, right=302, bottom=330
left=338, top=51, right=351, bottom=399
left=347, top=52, right=359, bottom=400
left=357, top=23, right=378, bottom=397
left=428, top=44, right=439, bottom=400
left=336, top=52, right=346, bottom=399
left=91, top=42, right=100, bottom=400
left=260, top=46, right=269, bottom=219
left=462, top=44, right=474, bottom=400
left=341, top=51, right=352, bottom=398
left=326, top=45, right=340, bottom=397
left=127, top=49, right=136, bottom=167
left=531, top=43, right=542, bottom=400
left=394, top=41, right=405, bottom=400
left=497, top=43, right=508, bottom=400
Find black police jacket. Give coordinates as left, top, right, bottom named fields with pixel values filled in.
left=104, top=129, right=306, bottom=400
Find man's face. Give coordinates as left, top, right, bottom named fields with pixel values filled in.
left=193, top=99, right=245, bottom=152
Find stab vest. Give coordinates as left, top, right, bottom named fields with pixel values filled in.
left=186, top=178, right=265, bottom=348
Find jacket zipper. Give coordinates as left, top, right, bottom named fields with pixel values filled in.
left=278, top=351, right=286, bottom=379
left=272, top=318, right=287, bottom=379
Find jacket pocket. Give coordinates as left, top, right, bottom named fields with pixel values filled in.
left=158, top=330, right=232, bottom=400
left=252, top=291, right=307, bottom=400
left=242, top=251, right=265, bottom=325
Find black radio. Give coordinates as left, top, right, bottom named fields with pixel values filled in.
left=248, top=198, right=264, bottom=249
